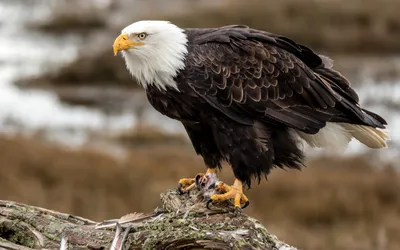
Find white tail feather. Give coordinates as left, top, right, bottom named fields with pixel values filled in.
left=297, top=123, right=353, bottom=151
left=340, top=124, right=390, bottom=148
left=297, top=122, right=390, bottom=150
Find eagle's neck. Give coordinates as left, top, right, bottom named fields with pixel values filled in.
left=121, top=29, right=188, bottom=91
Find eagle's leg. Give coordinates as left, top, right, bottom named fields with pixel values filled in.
left=207, top=179, right=249, bottom=210
left=177, top=168, right=216, bottom=194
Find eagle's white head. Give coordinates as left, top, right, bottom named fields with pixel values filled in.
left=113, top=20, right=188, bottom=90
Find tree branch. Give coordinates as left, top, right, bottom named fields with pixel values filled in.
left=0, top=189, right=297, bottom=249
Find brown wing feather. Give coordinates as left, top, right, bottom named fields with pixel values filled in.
left=180, top=26, right=386, bottom=133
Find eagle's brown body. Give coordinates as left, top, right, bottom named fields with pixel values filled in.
left=144, top=25, right=387, bottom=187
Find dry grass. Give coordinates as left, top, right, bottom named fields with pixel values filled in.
left=111, top=125, right=189, bottom=147
left=0, top=133, right=399, bottom=250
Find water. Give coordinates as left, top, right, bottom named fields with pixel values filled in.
left=0, top=1, right=398, bottom=161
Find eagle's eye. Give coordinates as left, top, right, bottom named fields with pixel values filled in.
left=137, top=32, right=147, bottom=40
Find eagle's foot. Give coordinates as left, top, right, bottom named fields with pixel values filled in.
left=177, top=168, right=216, bottom=194
left=206, top=179, right=249, bottom=211
left=177, top=178, right=196, bottom=194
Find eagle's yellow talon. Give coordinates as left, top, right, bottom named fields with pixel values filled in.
left=177, top=178, right=196, bottom=194
left=208, top=179, right=249, bottom=209
left=178, top=178, right=195, bottom=187
left=177, top=168, right=217, bottom=194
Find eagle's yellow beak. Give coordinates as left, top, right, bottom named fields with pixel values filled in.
left=113, top=34, right=144, bottom=56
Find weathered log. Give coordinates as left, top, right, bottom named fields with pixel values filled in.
left=0, top=188, right=297, bottom=249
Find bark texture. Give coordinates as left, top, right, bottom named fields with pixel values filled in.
left=0, top=189, right=297, bottom=250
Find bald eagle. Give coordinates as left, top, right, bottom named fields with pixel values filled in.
left=113, top=21, right=389, bottom=209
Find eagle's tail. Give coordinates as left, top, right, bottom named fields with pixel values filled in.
left=312, top=56, right=390, bottom=149
left=341, top=107, right=390, bottom=148
left=297, top=122, right=390, bottom=150
left=340, top=124, right=390, bottom=148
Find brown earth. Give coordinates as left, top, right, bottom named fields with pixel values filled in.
left=0, top=133, right=399, bottom=250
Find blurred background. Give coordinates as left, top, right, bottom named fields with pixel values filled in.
left=0, top=0, right=399, bottom=249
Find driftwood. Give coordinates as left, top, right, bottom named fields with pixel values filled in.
left=0, top=188, right=297, bottom=250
